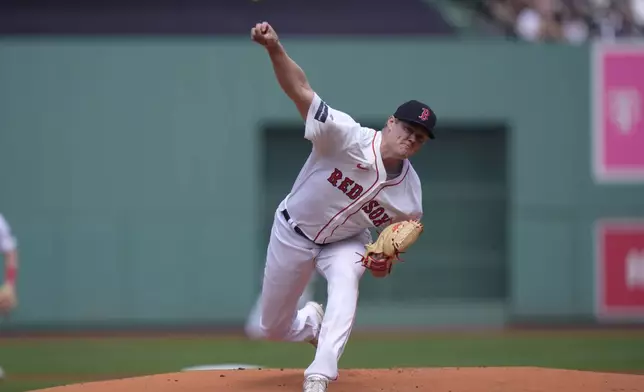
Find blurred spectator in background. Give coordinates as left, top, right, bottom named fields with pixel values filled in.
left=477, top=0, right=644, bottom=43
left=0, top=213, right=19, bottom=314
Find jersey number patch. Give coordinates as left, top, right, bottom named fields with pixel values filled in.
left=314, top=101, right=329, bottom=123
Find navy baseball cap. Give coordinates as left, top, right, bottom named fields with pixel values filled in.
left=393, top=100, right=437, bottom=139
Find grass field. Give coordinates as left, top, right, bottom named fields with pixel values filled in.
left=1, top=329, right=643, bottom=392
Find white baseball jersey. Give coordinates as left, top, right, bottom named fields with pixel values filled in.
left=283, top=93, right=423, bottom=245
left=0, top=214, right=17, bottom=253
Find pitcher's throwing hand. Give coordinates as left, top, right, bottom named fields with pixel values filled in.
left=251, top=22, right=279, bottom=49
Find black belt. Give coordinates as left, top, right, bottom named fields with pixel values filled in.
left=281, top=209, right=327, bottom=246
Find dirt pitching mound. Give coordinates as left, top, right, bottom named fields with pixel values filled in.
left=29, top=367, right=644, bottom=392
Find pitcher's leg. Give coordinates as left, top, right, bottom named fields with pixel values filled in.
left=304, top=236, right=367, bottom=380
left=258, top=210, right=321, bottom=342
left=244, top=291, right=264, bottom=340
left=299, top=275, right=317, bottom=306
left=245, top=274, right=317, bottom=340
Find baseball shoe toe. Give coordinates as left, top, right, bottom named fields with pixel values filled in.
left=303, top=374, right=329, bottom=392
left=305, top=301, right=324, bottom=348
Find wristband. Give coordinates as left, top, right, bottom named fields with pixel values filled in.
left=5, top=263, right=17, bottom=285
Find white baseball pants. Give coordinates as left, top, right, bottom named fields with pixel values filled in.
left=257, top=206, right=369, bottom=381
left=245, top=273, right=317, bottom=340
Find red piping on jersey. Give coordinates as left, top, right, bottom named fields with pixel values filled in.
left=321, top=164, right=410, bottom=244
left=313, top=132, right=381, bottom=244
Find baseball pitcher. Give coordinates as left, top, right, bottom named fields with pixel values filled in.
left=250, top=21, right=435, bottom=392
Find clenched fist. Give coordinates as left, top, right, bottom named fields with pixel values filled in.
left=251, top=21, right=279, bottom=49
left=0, top=283, right=17, bottom=313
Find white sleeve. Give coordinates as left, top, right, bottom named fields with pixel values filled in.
left=0, top=214, right=17, bottom=252
left=304, top=93, right=363, bottom=154
left=633, top=0, right=644, bottom=25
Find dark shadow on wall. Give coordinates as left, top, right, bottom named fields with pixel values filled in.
left=257, top=120, right=510, bottom=304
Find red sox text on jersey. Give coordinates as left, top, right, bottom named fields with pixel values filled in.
left=327, top=168, right=392, bottom=227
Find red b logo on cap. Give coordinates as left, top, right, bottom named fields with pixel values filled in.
left=419, top=108, right=430, bottom=121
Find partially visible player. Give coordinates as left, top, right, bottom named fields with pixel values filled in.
left=0, top=213, right=19, bottom=379
left=245, top=275, right=317, bottom=340
left=0, top=213, right=18, bottom=314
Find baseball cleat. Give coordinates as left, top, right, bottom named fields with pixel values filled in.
left=305, top=301, right=324, bottom=348
left=303, top=374, right=329, bottom=392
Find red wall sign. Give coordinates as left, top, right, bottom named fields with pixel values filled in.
left=595, top=219, right=644, bottom=320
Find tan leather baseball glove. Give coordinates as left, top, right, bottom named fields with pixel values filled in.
left=359, top=220, right=424, bottom=277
